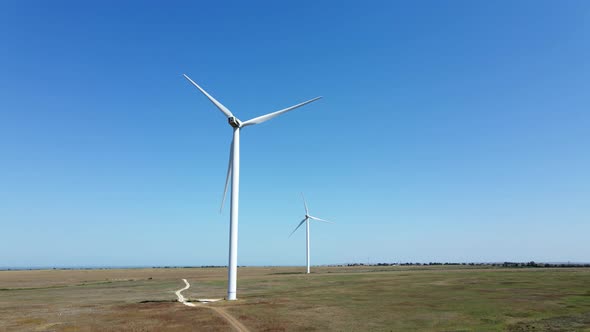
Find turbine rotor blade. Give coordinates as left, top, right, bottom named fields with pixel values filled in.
left=183, top=74, right=234, bottom=118
left=220, top=137, right=234, bottom=213
left=289, top=218, right=307, bottom=238
left=301, top=193, right=309, bottom=215
left=241, top=96, right=322, bottom=127
left=309, top=216, right=334, bottom=224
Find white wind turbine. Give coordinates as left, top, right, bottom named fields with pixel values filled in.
left=183, top=74, right=321, bottom=300
left=289, top=193, right=334, bottom=274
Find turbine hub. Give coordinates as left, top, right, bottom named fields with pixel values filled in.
left=228, top=117, right=241, bottom=128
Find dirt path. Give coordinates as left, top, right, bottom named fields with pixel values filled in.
left=174, top=279, right=250, bottom=332
left=209, top=306, right=250, bottom=332
left=175, top=279, right=196, bottom=307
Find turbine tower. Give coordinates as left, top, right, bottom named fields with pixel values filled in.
left=184, top=74, right=321, bottom=300
left=290, top=193, right=334, bottom=274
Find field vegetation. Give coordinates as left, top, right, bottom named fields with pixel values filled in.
left=0, top=266, right=589, bottom=331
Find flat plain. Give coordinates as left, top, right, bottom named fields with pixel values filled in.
left=1, top=266, right=589, bottom=331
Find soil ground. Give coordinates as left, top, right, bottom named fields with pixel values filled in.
left=1, top=266, right=589, bottom=331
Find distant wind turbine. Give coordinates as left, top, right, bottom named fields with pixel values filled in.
left=290, top=193, right=334, bottom=274
left=183, top=74, right=322, bottom=300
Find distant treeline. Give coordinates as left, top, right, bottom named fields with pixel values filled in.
left=4, top=262, right=590, bottom=271
left=344, top=261, right=590, bottom=268
left=151, top=265, right=227, bottom=269
left=0, top=266, right=229, bottom=271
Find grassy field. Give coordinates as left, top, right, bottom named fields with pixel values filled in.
left=0, top=266, right=589, bottom=331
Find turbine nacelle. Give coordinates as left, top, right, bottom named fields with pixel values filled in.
left=228, top=116, right=242, bottom=128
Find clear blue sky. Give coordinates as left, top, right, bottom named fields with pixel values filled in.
left=1, top=1, right=588, bottom=267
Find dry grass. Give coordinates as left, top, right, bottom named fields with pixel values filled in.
left=1, top=266, right=589, bottom=331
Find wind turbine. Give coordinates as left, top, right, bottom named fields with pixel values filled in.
left=289, top=193, right=334, bottom=274
left=183, top=74, right=321, bottom=300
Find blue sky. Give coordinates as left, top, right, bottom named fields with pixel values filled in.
left=0, top=1, right=588, bottom=267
